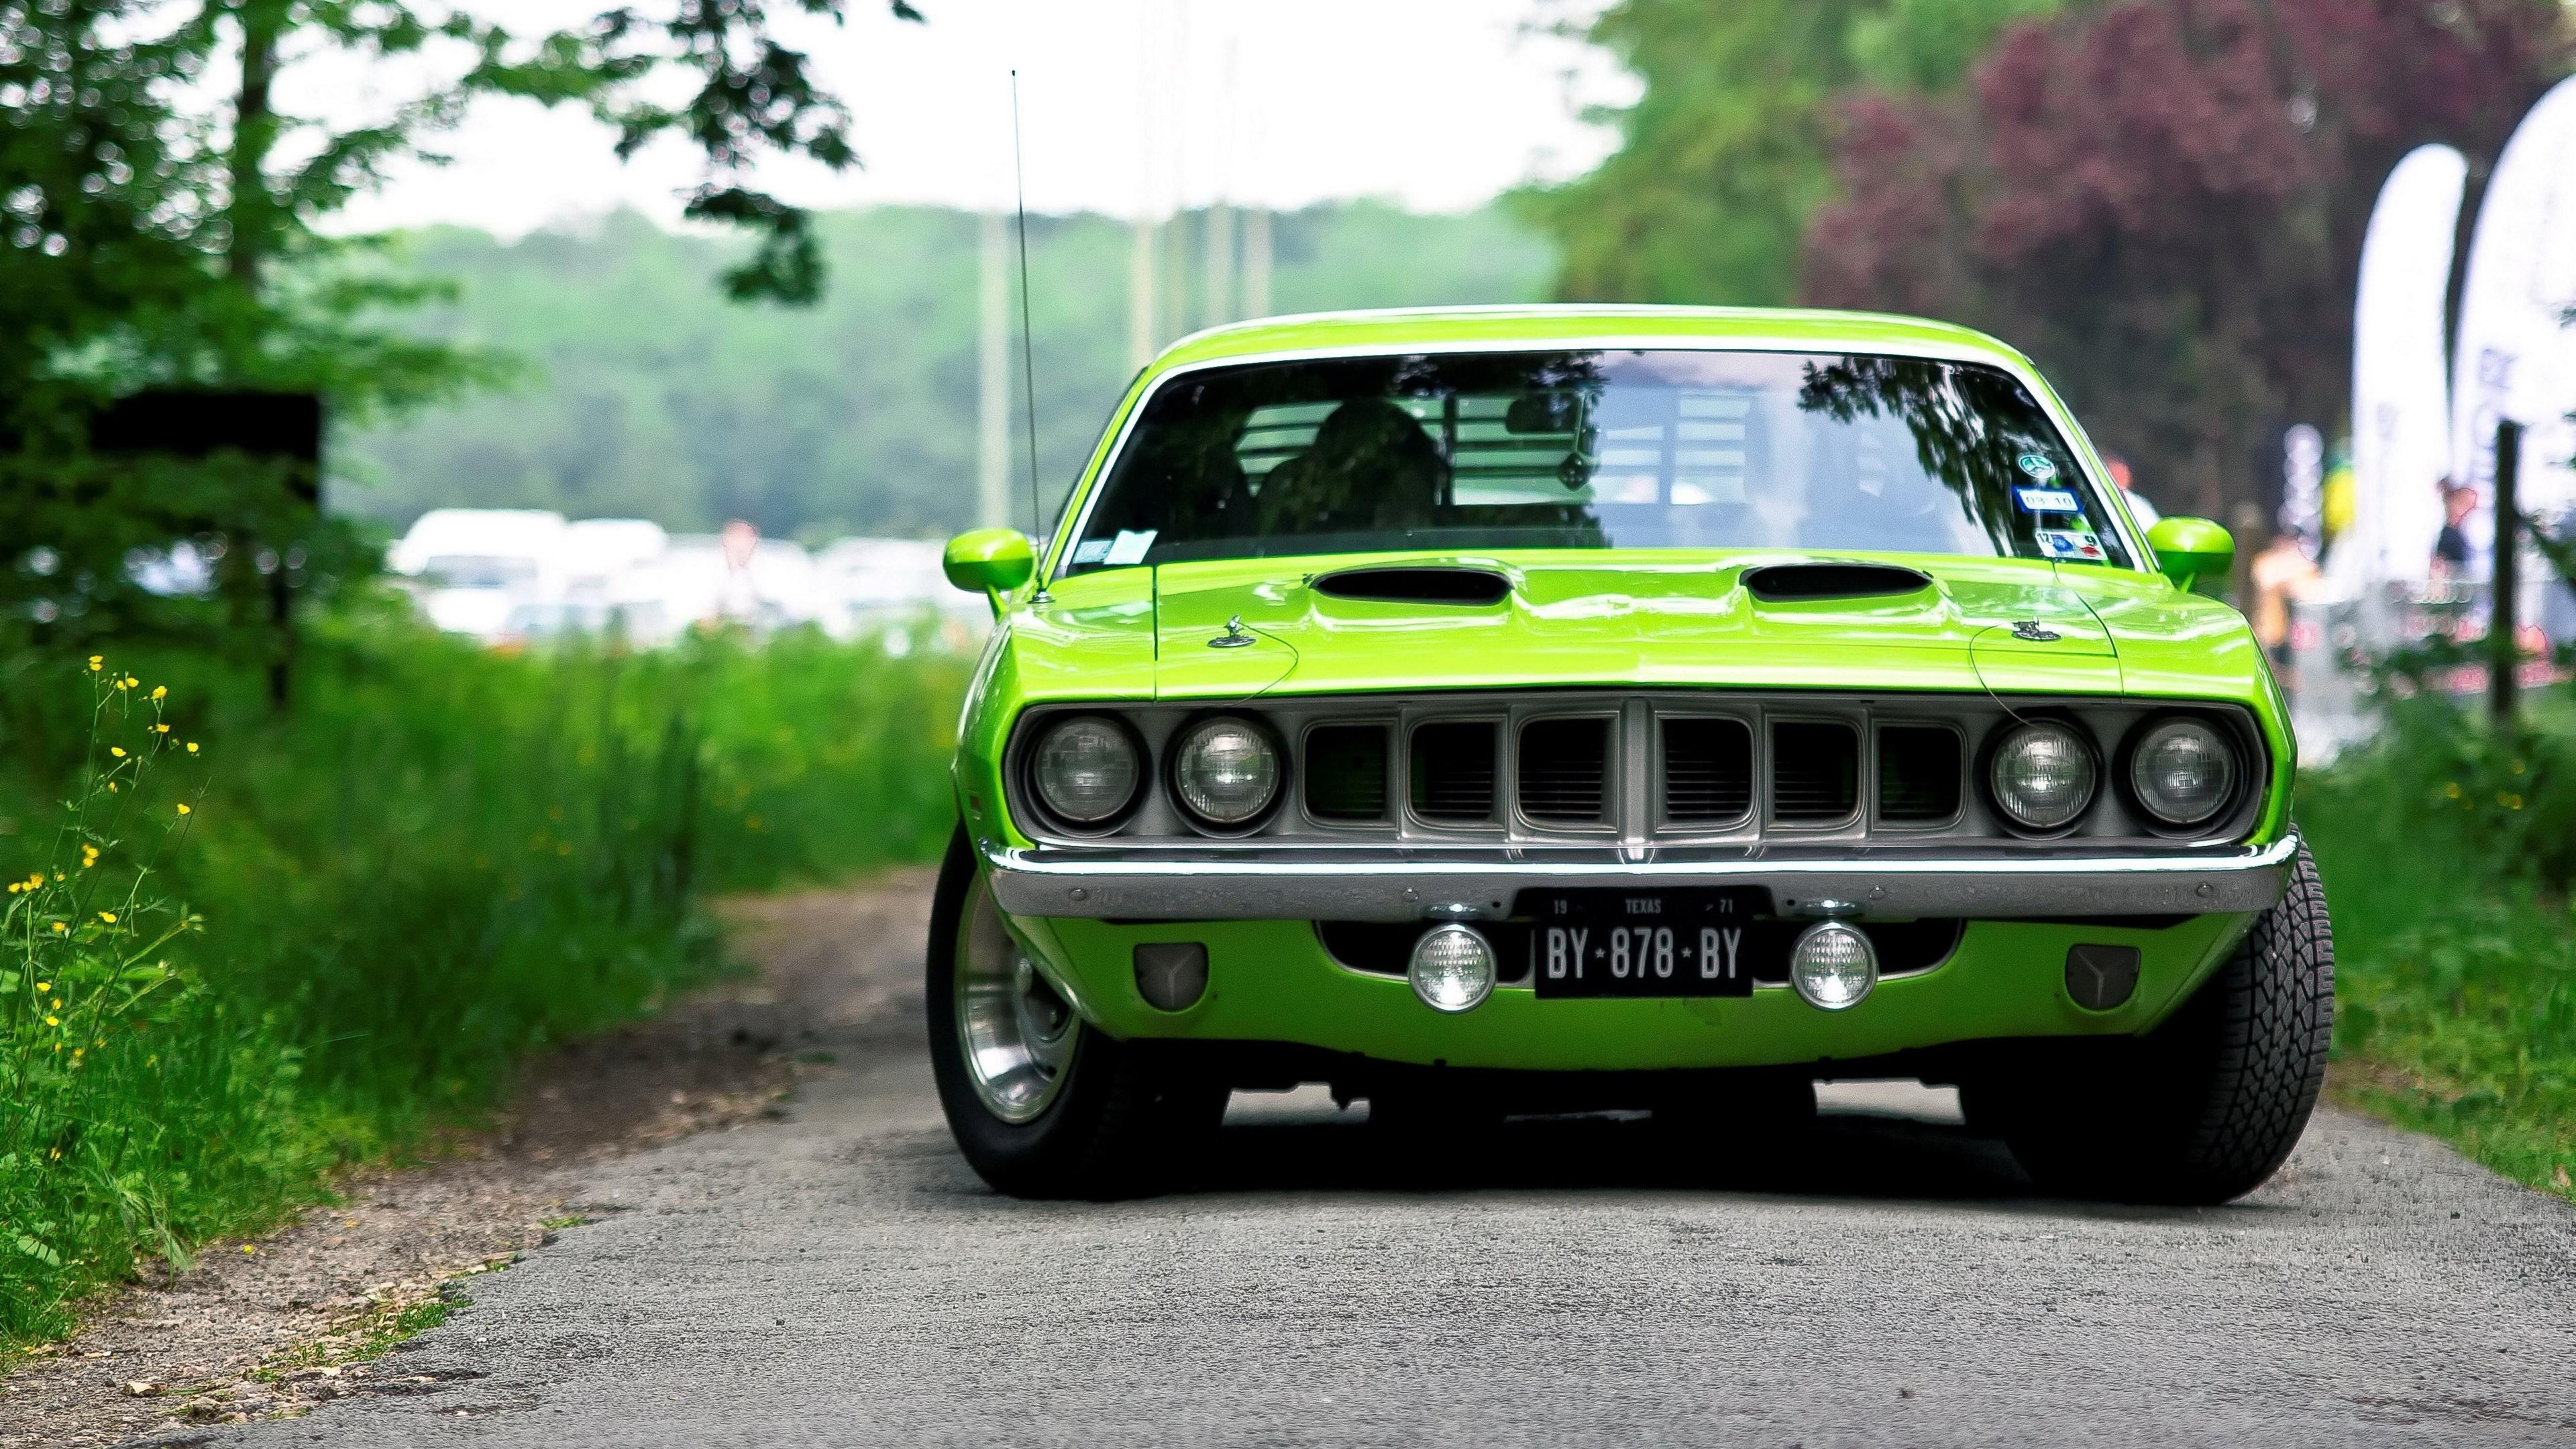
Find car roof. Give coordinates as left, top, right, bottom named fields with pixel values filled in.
left=1147, top=304, right=2029, bottom=375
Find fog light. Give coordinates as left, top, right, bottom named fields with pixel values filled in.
left=1408, top=924, right=1497, bottom=1013
left=1789, top=921, right=1878, bottom=1010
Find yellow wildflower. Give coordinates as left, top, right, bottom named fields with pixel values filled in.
left=98, top=910, right=116, bottom=924
left=106, top=782, right=117, bottom=793
left=150, top=684, right=166, bottom=700
left=44, top=1014, right=59, bottom=1027
left=109, top=746, right=126, bottom=758
left=121, top=676, right=137, bottom=688
left=5, top=882, right=16, bottom=894
left=31, top=981, right=46, bottom=992
left=50, top=922, right=66, bottom=934
left=50, top=998, right=60, bottom=1009
left=70, top=1048, right=82, bottom=1059
left=185, top=742, right=199, bottom=754
left=87, top=655, right=102, bottom=671
left=176, top=802, right=192, bottom=816
left=155, top=723, right=170, bottom=733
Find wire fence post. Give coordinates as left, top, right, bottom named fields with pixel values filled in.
left=2492, top=419, right=2523, bottom=724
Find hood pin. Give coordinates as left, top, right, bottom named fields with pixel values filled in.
left=2011, top=619, right=2061, bottom=643
left=1208, top=616, right=1256, bottom=649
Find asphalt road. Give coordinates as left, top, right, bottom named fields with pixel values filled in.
left=192, top=885, right=2576, bottom=1449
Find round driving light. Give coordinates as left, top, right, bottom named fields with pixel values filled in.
left=1409, top=924, right=1497, bottom=1013
left=1172, top=716, right=1281, bottom=826
left=1789, top=921, right=1878, bottom=1011
left=1988, top=721, right=2098, bottom=830
left=1030, top=715, right=1141, bottom=825
left=2129, top=718, right=2236, bottom=826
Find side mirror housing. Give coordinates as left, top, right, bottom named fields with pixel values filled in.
left=2147, top=515, right=2235, bottom=592
left=943, top=528, right=1034, bottom=596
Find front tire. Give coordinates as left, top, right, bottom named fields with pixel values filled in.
left=1992, top=844, right=2335, bottom=1204
left=926, top=828, right=1222, bottom=1198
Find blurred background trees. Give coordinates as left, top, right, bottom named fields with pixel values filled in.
left=1522, top=0, right=2571, bottom=520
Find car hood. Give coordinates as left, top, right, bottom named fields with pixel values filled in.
left=1004, top=549, right=2265, bottom=704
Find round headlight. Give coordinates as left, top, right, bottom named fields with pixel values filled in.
left=2129, top=718, right=2237, bottom=826
left=1789, top=921, right=1878, bottom=1010
left=1171, top=716, right=1281, bottom=826
left=1409, top=924, right=1497, bottom=1012
left=1030, top=715, right=1141, bottom=825
left=1988, top=720, right=2097, bottom=830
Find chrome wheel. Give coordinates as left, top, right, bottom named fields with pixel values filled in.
left=955, top=870, right=1077, bottom=1122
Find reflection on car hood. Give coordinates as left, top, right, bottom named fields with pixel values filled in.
left=997, top=549, right=2248, bottom=703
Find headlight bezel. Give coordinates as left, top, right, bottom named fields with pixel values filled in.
left=1020, top=712, right=1150, bottom=835
left=1165, top=712, right=1289, bottom=834
left=2118, top=712, right=2249, bottom=833
left=1981, top=716, right=2102, bottom=835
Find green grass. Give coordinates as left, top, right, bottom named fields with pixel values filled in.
left=2302, top=696, right=2576, bottom=1200
left=0, top=601, right=968, bottom=1346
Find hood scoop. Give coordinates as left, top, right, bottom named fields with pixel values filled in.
left=1743, top=562, right=1933, bottom=602
left=1312, top=566, right=1511, bottom=607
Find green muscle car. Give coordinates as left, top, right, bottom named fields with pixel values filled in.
left=927, top=305, right=2330, bottom=1205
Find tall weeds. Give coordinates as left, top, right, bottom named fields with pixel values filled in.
left=2303, top=696, right=2576, bottom=1197
left=0, top=610, right=967, bottom=1343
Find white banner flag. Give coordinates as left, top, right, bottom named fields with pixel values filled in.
left=2339, top=144, right=2466, bottom=586
left=2453, top=76, right=2576, bottom=558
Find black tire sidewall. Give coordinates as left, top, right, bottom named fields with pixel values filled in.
left=924, top=826, right=1140, bottom=1196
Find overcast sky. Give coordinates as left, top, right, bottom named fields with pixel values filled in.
left=305, top=0, right=1627, bottom=237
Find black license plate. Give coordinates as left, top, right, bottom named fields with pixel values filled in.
left=1519, top=888, right=1774, bottom=998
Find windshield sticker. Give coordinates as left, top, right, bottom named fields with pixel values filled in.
left=2015, top=486, right=2082, bottom=513
left=1069, top=539, right=1112, bottom=565
left=2035, top=527, right=2106, bottom=562
left=1102, top=529, right=1158, bottom=567
left=2016, top=453, right=2059, bottom=482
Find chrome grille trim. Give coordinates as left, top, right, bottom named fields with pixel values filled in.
left=1000, top=690, right=2269, bottom=851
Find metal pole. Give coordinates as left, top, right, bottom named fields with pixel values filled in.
left=2491, top=418, right=2522, bottom=724
left=976, top=211, right=1010, bottom=530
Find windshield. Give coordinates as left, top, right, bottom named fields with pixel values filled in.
left=1060, top=349, right=2133, bottom=574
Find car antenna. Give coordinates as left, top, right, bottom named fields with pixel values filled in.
left=1010, top=70, right=1052, bottom=604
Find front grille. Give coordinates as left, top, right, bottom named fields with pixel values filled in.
left=1662, top=717, right=1753, bottom=822
left=1008, top=690, right=2264, bottom=849
left=1304, top=724, right=1389, bottom=821
left=1878, top=726, right=1963, bottom=823
left=1771, top=722, right=1859, bottom=823
left=1517, top=717, right=1609, bottom=823
left=1410, top=721, right=1497, bottom=822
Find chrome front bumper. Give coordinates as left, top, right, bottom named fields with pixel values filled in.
left=981, top=833, right=2300, bottom=923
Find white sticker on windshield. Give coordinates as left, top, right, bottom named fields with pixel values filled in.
left=2035, top=527, right=2106, bottom=561
left=1103, top=529, right=1158, bottom=567
left=2016, top=453, right=2059, bottom=482
left=1070, top=539, right=1112, bottom=565
left=2015, top=486, right=2082, bottom=513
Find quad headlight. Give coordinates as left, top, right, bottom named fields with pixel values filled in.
left=1030, top=714, right=1142, bottom=826
left=2129, top=718, right=2237, bottom=826
left=1171, top=716, right=1282, bottom=827
left=1988, top=720, right=2097, bottom=830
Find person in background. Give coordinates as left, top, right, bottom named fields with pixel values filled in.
left=2250, top=531, right=2320, bottom=694
left=2432, top=480, right=2475, bottom=578
left=2104, top=453, right=2161, bottom=527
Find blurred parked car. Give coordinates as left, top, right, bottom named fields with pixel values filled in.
left=387, top=508, right=568, bottom=641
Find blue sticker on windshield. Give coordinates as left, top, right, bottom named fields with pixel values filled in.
left=2035, top=527, right=2106, bottom=561
left=2016, top=453, right=2059, bottom=482
left=2016, top=486, right=2082, bottom=513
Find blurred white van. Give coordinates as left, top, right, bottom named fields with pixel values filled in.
left=387, top=508, right=568, bottom=642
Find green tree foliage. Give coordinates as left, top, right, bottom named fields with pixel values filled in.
left=1803, top=0, right=2566, bottom=519
left=332, top=203, right=1557, bottom=538
left=1516, top=0, right=2059, bottom=306
left=3, top=0, right=918, bottom=669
